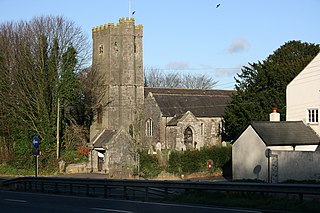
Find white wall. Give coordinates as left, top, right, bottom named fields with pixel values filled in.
left=286, top=53, right=320, bottom=135
left=232, top=126, right=268, bottom=181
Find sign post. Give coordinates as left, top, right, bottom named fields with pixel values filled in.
left=32, top=135, right=40, bottom=177
left=265, top=148, right=272, bottom=183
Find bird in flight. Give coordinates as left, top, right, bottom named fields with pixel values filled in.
left=216, top=3, right=221, bottom=8
left=132, top=11, right=136, bottom=15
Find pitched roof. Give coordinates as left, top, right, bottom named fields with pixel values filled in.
left=250, top=121, right=320, bottom=146
left=167, top=114, right=184, bottom=126
left=144, top=87, right=234, bottom=117
left=92, top=129, right=117, bottom=148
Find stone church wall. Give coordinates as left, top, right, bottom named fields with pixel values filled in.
left=104, top=131, right=135, bottom=178
left=201, top=117, right=223, bottom=147
left=143, top=95, right=162, bottom=150
left=166, top=126, right=178, bottom=150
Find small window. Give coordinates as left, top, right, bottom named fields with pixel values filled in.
left=99, top=44, right=104, bottom=54
left=145, top=118, right=153, bottom=137
left=200, top=123, right=204, bottom=135
left=113, top=41, right=118, bottom=51
left=129, top=124, right=134, bottom=137
left=308, top=108, right=318, bottom=123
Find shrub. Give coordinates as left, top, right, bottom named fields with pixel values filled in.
left=77, top=146, right=90, bottom=156
left=138, top=150, right=162, bottom=178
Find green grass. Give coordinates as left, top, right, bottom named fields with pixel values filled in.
left=165, top=190, right=320, bottom=213
left=0, top=164, right=34, bottom=176
left=0, top=148, right=89, bottom=177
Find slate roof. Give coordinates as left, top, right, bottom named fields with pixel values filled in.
left=250, top=121, right=320, bottom=146
left=92, top=129, right=117, bottom=148
left=167, top=114, right=184, bottom=126
left=144, top=87, right=234, bottom=117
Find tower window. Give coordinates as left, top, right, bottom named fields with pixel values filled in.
left=99, top=44, right=104, bottom=54
left=114, top=42, right=118, bottom=51
left=97, top=105, right=103, bottom=124
left=129, top=124, right=134, bottom=137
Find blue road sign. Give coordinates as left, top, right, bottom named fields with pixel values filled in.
left=32, top=135, right=39, bottom=148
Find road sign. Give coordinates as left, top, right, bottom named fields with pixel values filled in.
left=265, top=148, right=272, bottom=158
left=33, top=135, right=39, bottom=148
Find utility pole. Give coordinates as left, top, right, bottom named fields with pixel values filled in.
left=56, top=97, right=60, bottom=159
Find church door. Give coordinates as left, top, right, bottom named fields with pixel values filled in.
left=97, top=152, right=104, bottom=172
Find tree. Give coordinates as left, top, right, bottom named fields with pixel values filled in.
left=224, top=40, right=320, bottom=141
left=0, top=16, right=90, bottom=165
left=144, top=67, right=217, bottom=89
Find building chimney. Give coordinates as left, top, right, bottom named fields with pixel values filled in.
left=269, top=108, right=280, bottom=121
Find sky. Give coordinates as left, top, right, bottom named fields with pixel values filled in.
left=0, top=0, right=319, bottom=89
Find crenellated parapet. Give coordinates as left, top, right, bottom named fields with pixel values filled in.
left=92, top=18, right=143, bottom=32
left=119, top=17, right=135, bottom=23
left=135, top=24, right=143, bottom=30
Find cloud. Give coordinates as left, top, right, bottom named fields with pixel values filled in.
left=198, top=64, right=214, bottom=69
left=165, top=61, right=189, bottom=70
left=214, top=66, right=242, bottom=77
left=227, top=38, right=251, bottom=54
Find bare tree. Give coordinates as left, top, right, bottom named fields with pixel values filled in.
left=144, top=67, right=217, bottom=89
left=182, top=73, right=218, bottom=89
left=164, top=72, right=181, bottom=88
left=144, top=67, right=164, bottom=87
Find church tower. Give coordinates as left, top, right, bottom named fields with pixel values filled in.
left=91, top=18, right=144, bottom=136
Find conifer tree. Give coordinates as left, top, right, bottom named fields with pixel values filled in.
left=224, top=40, right=320, bottom=141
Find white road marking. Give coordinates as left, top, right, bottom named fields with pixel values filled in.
left=91, top=208, right=134, bottom=213
left=136, top=202, right=261, bottom=213
left=4, top=198, right=28, bottom=203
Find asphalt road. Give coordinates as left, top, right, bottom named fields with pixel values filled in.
left=0, top=190, right=261, bottom=213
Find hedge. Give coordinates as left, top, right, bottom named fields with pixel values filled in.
left=167, top=146, right=231, bottom=174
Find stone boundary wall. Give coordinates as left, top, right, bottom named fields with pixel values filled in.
left=65, top=163, right=88, bottom=174
left=272, top=150, right=320, bottom=182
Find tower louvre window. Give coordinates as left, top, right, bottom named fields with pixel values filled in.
left=99, top=44, right=104, bottom=54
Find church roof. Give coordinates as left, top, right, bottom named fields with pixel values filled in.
left=144, top=87, right=234, bottom=117
left=250, top=121, right=320, bottom=146
left=92, top=129, right=117, bottom=148
left=167, top=114, right=184, bottom=126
